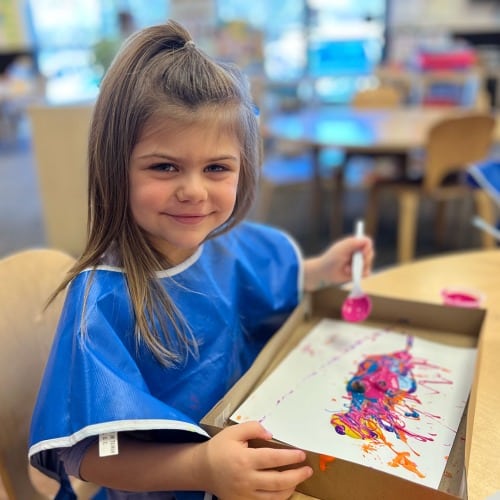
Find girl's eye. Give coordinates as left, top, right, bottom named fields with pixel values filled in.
left=150, top=163, right=176, bottom=172
left=205, top=164, right=228, bottom=173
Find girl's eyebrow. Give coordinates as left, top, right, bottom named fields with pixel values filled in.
left=136, top=152, right=239, bottom=162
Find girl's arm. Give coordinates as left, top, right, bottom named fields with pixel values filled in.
left=80, top=421, right=312, bottom=499
left=303, top=235, right=374, bottom=292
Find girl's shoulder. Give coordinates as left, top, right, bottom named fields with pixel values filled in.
left=232, top=219, right=289, bottom=239
left=68, top=264, right=128, bottom=303
left=211, top=220, right=302, bottom=260
left=74, top=264, right=126, bottom=282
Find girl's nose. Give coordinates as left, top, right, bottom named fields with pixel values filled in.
left=176, top=174, right=208, bottom=202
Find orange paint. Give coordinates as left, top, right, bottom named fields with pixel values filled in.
left=388, top=451, right=425, bottom=478
left=362, top=442, right=376, bottom=453
left=319, top=454, right=336, bottom=471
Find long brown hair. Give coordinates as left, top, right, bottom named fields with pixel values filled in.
left=51, top=20, right=262, bottom=366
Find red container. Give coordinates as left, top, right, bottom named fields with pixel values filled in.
left=416, top=49, right=476, bottom=70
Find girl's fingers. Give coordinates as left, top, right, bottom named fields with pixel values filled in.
left=251, top=446, right=308, bottom=470
left=227, top=420, right=273, bottom=442
left=254, top=465, right=313, bottom=494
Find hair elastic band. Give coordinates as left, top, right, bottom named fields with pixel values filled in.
left=184, top=40, right=195, bottom=49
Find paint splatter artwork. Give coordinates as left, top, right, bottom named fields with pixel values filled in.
left=231, top=319, right=477, bottom=489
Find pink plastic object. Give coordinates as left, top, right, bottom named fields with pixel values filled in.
left=441, top=288, right=484, bottom=308
left=341, top=294, right=373, bottom=322
left=341, top=221, right=372, bottom=322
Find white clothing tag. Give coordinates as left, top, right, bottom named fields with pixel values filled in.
left=99, top=431, right=119, bottom=457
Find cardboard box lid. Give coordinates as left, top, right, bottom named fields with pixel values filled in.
left=201, top=288, right=484, bottom=500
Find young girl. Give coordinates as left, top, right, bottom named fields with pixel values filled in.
left=29, top=20, right=373, bottom=500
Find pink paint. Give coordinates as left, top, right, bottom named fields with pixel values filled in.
left=441, top=288, right=483, bottom=308
left=341, top=294, right=373, bottom=323
left=330, top=335, right=453, bottom=478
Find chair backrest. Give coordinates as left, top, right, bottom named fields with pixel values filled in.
left=351, top=86, right=403, bottom=108
left=0, top=248, right=74, bottom=499
left=423, top=113, right=496, bottom=192
left=28, top=103, right=94, bottom=257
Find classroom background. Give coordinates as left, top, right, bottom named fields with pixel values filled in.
left=1, top=0, right=500, bottom=267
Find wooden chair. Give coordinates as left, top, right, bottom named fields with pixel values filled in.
left=28, top=103, right=94, bottom=257
left=0, top=248, right=99, bottom=499
left=351, top=85, right=404, bottom=108
left=364, top=112, right=496, bottom=263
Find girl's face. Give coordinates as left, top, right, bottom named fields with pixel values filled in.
left=129, top=118, right=241, bottom=265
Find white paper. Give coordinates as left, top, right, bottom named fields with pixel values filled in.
left=231, top=319, right=477, bottom=489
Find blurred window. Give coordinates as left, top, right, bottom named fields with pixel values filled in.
left=306, top=0, right=387, bottom=103
left=218, top=0, right=387, bottom=103
left=27, top=0, right=386, bottom=104
left=217, top=0, right=306, bottom=81
left=28, top=0, right=167, bottom=103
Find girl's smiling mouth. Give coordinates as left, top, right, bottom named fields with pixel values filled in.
left=167, top=213, right=210, bottom=224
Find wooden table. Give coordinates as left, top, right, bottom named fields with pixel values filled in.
left=264, top=106, right=461, bottom=154
left=291, top=249, right=500, bottom=500
left=263, top=106, right=500, bottom=238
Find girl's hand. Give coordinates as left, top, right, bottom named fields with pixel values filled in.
left=303, top=235, right=374, bottom=291
left=196, top=421, right=313, bottom=499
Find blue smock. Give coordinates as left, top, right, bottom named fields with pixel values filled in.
left=29, top=221, right=303, bottom=499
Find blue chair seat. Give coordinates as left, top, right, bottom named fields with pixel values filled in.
left=467, top=160, right=500, bottom=207
left=467, top=160, right=500, bottom=245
